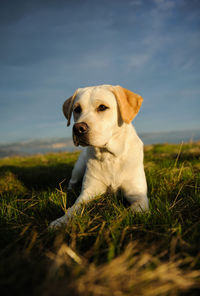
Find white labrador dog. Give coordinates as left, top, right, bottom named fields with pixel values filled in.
left=50, top=85, right=148, bottom=228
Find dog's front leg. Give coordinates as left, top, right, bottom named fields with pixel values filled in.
left=49, top=174, right=106, bottom=229
left=122, top=177, right=149, bottom=212
left=68, top=150, right=87, bottom=190
left=125, top=192, right=149, bottom=212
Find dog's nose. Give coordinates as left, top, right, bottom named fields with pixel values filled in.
left=73, top=122, right=89, bottom=135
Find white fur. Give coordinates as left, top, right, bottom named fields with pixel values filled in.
left=50, top=85, right=148, bottom=228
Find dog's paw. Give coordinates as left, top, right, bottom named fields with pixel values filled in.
left=49, top=215, right=68, bottom=229
left=130, top=197, right=149, bottom=213
left=67, top=182, right=75, bottom=191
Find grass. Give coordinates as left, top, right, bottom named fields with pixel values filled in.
left=0, top=142, right=200, bottom=295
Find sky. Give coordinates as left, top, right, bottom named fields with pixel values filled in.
left=0, top=0, right=200, bottom=143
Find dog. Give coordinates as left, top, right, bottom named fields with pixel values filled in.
left=50, top=85, right=148, bottom=228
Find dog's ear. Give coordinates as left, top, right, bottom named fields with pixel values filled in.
left=111, top=85, right=143, bottom=123
left=63, top=90, right=78, bottom=126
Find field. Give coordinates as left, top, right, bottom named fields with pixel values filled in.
left=0, top=142, right=200, bottom=295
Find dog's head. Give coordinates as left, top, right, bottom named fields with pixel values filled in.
left=63, top=85, right=143, bottom=147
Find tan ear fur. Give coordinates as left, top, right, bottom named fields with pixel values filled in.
left=63, top=90, right=78, bottom=126
left=111, top=85, right=143, bottom=123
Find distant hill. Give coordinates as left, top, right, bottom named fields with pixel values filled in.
left=0, top=129, right=200, bottom=158
left=0, top=138, right=75, bottom=158
left=140, top=129, right=200, bottom=145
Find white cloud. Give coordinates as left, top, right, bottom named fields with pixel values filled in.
left=153, top=0, right=175, bottom=10
left=129, top=0, right=143, bottom=6
left=129, top=53, right=151, bottom=68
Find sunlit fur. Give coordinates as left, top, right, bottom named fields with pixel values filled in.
left=50, top=85, right=148, bottom=228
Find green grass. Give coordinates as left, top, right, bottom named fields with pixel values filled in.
left=0, top=143, right=200, bottom=295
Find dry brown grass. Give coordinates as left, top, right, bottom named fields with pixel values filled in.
left=0, top=143, right=200, bottom=296
left=45, top=242, right=200, bottom=296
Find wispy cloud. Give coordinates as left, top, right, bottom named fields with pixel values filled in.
left=129, top=53, right=151, bottom=68
left=153, top=0, right=175, bottom=11
left=0, top=0, right=200, bottom=142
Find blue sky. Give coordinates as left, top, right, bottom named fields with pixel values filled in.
left=0, top=0, right=200, bottom=143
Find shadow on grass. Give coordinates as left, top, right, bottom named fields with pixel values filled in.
left=0, top=159, right=81, bottom=246
left=0, top=162, right=74, bottom=191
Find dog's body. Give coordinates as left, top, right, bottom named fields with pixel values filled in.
left=50, top=85, right=148, bottom=228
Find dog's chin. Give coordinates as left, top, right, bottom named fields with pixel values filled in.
left=73, top=134, right=89, bottom=147
left=79, top=142, right=89, bottom=147
left=73, top=134, right=108, bottom=148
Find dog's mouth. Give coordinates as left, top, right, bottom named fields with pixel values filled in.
left=72, top=122, right=90, bottom=147
left=73, top=133, right=89, bottom=147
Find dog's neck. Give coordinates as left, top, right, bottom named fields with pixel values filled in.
left=91, top=123, right=135, bottom=158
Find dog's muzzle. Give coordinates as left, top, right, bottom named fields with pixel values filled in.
left=73, top=122, right=89, bottom=146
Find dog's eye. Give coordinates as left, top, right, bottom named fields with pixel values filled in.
left=74, top=105, right=82, bottom=114
left=97, top=104, right=108, bottom=112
